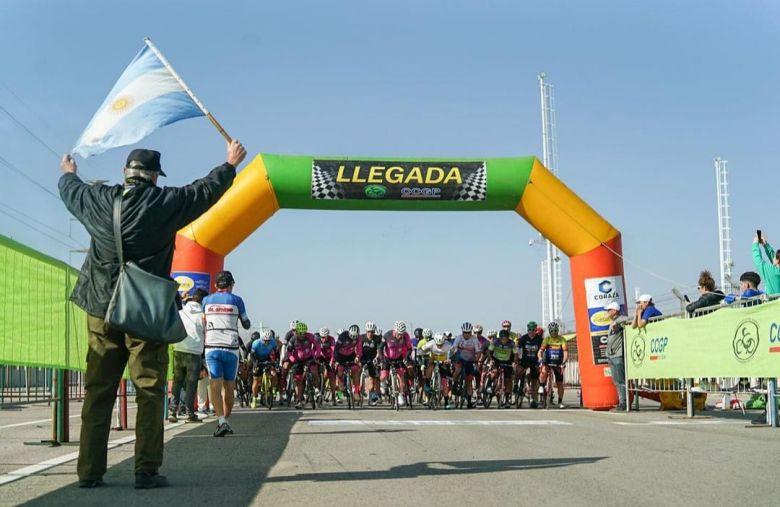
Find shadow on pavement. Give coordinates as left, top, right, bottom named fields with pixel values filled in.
left=22, top=411, right=300, bottom=507
left=264, top=456, right=606, bottom=483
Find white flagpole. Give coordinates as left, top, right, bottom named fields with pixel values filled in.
left=143, top=37, right=232, bottom=143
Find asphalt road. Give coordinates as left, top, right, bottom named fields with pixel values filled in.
left=1, top=398, right=778, bottom=506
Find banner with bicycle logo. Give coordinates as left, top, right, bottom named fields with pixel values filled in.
left=625, top=299, right=780, bottom=379
left=311, top=160, right=487, bottom=201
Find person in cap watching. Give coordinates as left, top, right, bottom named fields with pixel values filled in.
left=631, top=294, right=662, bottom=329
left=605, top=302, right=629, bottom=411
left=59, top=140, right=247, bottom=489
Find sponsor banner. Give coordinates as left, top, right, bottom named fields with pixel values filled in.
left=626, top=299, right=780, bottom=379
left=172, top=271, right=210, bottom=296
left=585, top=275, right=626, bottom=365
left=311, top=160, right=487, bottom=201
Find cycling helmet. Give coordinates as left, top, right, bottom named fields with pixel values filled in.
left=336, top=328, right=345, bottom=336
left=348, top=325, right=360, bottom=339
left=319, top=327, right=330, bottom=338
left=414, top=328, right=423, bottom=339
left=498, top=329, right=510, bottom=339
left=365, top=321, right=377, bottom=332
left=422, top=328, right=433, bottom=339
left=536, top=326, right=544, bottom=336
left=375, top=327, right=383, bottom=336
left=261, top=329, right=273, bottom=341
left=250, top=331, right=260, bottom=340
left=394, top=321, right=406, bottom=334
left=289, top=320, right=299, bottom=330
left=501, top=320, right=512, bottom=328
left=295, top=321, right=308, bottom=333
left=215, top=270, right=235, bottom=289
left=473, top=324, right=483, bottom=334
left=527, top=320, right=538, bottom=331
left=461, top=322, right=473, bottom=333
left=433, top=332, right=445, bottom=346
left=547, top=321, right=560, bottom=334
left=487, top=329, right=497, bottom=338
left=445, top=331, right=453, bottom=339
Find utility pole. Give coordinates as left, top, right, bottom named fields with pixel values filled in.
left=715, top=158, right=735, bottom=292
left=538, top=72, right=563, bottom=326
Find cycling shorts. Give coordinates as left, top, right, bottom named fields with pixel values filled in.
left=252, top=360, right=276, bottom=377
left=493, top=361, right=514, bottom=380
left=205, top=349, right=239, bottom=381
left=291, top=361, right=319, bottom=379
left=362, top=362, right=378, bottom=378
left=456, top=359, right=476, bottom=377
left=336, top=361, right=360, bottom=377
left=545, top=364, right=564, bottom=383
left=381, top=359, right=407, bottom=374
left=519, top=362, right=540, bottom=380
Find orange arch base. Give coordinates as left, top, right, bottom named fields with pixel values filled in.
left=171, top=234, right=225, bottom=294
left=570, top=234, right=624, bottom=409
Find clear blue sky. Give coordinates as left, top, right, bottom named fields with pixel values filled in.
left=1, top=1, right=778, bottom=334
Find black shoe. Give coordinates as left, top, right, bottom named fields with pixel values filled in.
left=78, top=478, right=104, bottom=488
left=185, top=416, right=203, bottom=423
left=135, top=472, right=169, bottom=489
left=213, top=422, right=229, bottom=437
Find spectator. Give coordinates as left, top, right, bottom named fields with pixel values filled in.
left=631, top=294, right=662, bottom=329
left=686, top=270, right=725, bottom=316
left=723, top=271, right=764, bottom=304
left=605, top=302, right=629, bottom=411
left=58, top=140, right=245, bottom=489
left=752, top=234, right=780, bottom=295
left=169, top=288, right=208, bottom=424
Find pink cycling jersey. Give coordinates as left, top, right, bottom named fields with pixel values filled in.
left=382, top=331, right=412, bottom=361
left=333, top=333, right=361, bottom=362
left=287, top=333, right=323, bottom=363
left=318, top=336, right=335, bottom=362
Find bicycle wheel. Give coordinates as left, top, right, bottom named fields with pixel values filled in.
left=285, top=371, right=294, bottom=408
left=357, top=370, right=365, bottom=408
left=345, top=372, right=353, bottom=410
left=263, top=372, right=274, bottom=410
left=481, top=376, right=493, bottom=409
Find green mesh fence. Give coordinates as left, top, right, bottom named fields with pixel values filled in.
left=0, top=234, right=87, bottom=371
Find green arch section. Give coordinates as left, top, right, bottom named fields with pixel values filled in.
left=261, top=154, right=535, bottom=211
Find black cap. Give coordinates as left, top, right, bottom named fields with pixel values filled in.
left=126, top=149, right=165, bottom=176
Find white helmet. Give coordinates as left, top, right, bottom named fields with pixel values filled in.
left=394, top=321, right=406, bottom=334
left=336, top=328, right=345, bottom=336
left=348, top=325, right=360, bottom=339
left=461, top=322, right=473, bottom=333
left=433, top=332, right=445, bottom=346
left=487, top=329, right=497, bottom=338
left=365, top=321, right=377, bottom=332
left=289, top=320, right=299, bottom=330
left=423, top=328, right=433, bottom=338
left=473, top=324, right=483, bottom=333
left=319, top=327, right=330, bottom=337
left=261, top=329, right=273, bottom=342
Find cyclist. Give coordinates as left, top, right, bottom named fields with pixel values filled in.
left=379, top=321, right=413, bottom=406
left=473, top=324, right=489, bottom=393
left=358, top=321, right=382, bottom=406
left=411, top=328, right=424, bottom=349
left=203, top=270, right=251, bottom=436
left=501, top=320, right=519, bottom=343
left=333, top=325, right=362, bottom=403
left=444, top=331, right=454, bottom=344
left=278, top=320, right=298, bottom=402
left=286, top=322, right=323, bottom=409
left=420, top=332, right=453, bottom=407
left=451, top=322, right=481, bottom=409
left=517, top=322, right=544, bottom=408
left=486, top=329, right=520, bottom=408
left=414, top=328, right=433, bottom=401
left=318, top=327, right=337, bottom=405
left=481, top=329, right=498, bottom=390
left=538, top=321, right=568, bottom=409
left=250, top=329, right=280, bottom=408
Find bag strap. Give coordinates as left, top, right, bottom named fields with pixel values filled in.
left=112, top=194, right=124, bottom=265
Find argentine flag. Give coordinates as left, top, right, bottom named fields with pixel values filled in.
left=73, top=45, right=204, bottom=158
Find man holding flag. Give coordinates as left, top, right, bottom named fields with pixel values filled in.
left=62, top=39, right=246, bottom=489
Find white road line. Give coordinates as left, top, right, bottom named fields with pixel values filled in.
left=308, top=420, right=572, bottom=426
left=0, top=415, right=81, bottom=431
left=612, top=420, right=743, bottom=426
left=0, top=422, right=184, bottom=487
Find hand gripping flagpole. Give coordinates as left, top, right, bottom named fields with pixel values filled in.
left=143, top=37, right=232, bottom=143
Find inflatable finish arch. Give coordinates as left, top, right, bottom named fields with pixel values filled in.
left=172, top=154, right=626, bottom=409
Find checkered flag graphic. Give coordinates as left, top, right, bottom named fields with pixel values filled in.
left=452, top=163, right=487, bottom=201
left=311, top=163, right=346, bottom=200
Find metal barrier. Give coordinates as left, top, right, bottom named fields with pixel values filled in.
left=0, top=365, right=86, bottom=406
left=624, top=294, right=779, bottom=425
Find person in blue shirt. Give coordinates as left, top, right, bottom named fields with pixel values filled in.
left=632, top=294, right=662, bottom=329
left=723, top=271, right=765, bottom=305
left=250, top=329, right=279, bottom=408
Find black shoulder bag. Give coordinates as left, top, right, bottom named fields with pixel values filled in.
left=104, top=194, right=187, bottom=343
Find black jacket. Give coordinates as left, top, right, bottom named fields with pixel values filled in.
left=686, top=290, right=726, bottom=316
left=59, top=163, right=235, bottom=317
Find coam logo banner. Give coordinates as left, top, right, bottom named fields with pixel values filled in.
left=310, top=160, right=487, bottom=201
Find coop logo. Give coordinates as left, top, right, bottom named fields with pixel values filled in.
left=767, top=322, right=780, bottom=353
left=630, top=335, right=646, bottom=367
left=401, top=187, right=441, bottom=199
left=598, top=281, right=613, bottom=294
left=649, top=336, right=669, bottom=361
left=733, top=319, right=759, bottom=362
left=364, top=184, right=387, bottom=199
